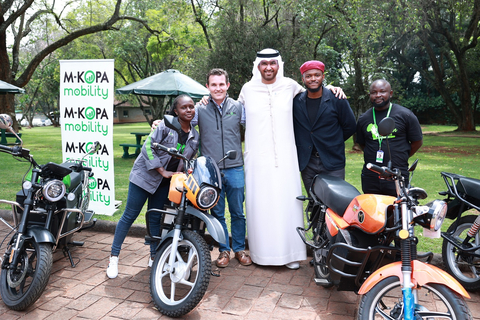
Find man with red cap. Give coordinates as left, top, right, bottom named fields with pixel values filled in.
left=293, top=60, right=356, bottom=192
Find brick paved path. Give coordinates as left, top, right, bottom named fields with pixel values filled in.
left=0, top=222, right=479, bottom=320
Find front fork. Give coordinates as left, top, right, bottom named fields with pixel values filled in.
left=167, top=189, right=188, bottom=270
left=6, top=170, right=40, bottom=268
left=399, top=202, right=416, bottom=320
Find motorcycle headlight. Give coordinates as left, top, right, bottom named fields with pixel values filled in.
left=42, top=179, right=66, bottom=202
left=428, top=200, right=447, bottom=231
left=414, top=200, right=448, bottom=231
left=196, top=186, right=218, bottom=210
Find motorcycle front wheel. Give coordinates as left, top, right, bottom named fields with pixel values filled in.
left=0, top=239, right=53, bottom=310
left=357, top=276, right=472, bottom=320
left=442, top=215, right=480, bottom=291
left=150, top=229, right=211, bottom=318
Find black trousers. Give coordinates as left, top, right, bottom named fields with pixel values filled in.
left=361, top=173, right=399, bottom=197
left=301, top=153, right=345, bottom=194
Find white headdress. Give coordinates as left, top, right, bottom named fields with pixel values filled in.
left=251, top=48, right=284, bottom=81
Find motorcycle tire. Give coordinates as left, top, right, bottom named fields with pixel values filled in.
left=150, top=230, right=211, bottom=318
left=313, top=219, right=333, bottom=288
left=0, top=240, right=53, bottom=311
left=357, top=276, right=472, bottom=320
left=442, top=214, right=480, bottom=291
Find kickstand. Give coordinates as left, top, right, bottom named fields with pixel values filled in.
left=63, top=246, right=77, bottom=268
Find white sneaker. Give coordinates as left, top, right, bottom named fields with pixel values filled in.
left=106, top=256, right=119, bottom=279
left=285, top=261, right=300, bottom=270
left=148, top=257, right=154, bottom=267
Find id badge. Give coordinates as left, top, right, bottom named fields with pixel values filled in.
left=376, top=150, right=384, bottom=163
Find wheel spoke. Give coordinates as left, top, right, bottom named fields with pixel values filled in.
left=178, top=278, right=195, bottom=287
left=169, top=282, right=176, bottom=302
left=416, top=311, right=452, bottom=319
left=186, top=248, right=197, bottom=269
left=375, top=305, right=395, bottom=320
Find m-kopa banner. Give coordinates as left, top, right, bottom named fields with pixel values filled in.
left=59, top=60, right=116, bottom=215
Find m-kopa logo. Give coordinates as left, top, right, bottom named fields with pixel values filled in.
left=63, top=70, right=110, bottom=100
left=63, top=107, right=109, bottom=136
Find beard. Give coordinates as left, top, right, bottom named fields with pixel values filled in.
left=372, top=98, right=390, bottom=109
left=305, top=83, right=322, bottom=93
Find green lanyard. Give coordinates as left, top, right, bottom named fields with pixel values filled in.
left=372, top=103, right=392, bottom=150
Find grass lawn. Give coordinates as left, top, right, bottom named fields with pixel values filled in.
left=0, top=123, right=479, bottom=254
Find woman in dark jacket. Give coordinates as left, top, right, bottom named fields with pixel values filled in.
left=107, top=95, right=199, bottom=279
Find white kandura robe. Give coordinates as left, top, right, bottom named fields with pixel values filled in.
left=238, top=77, right=307, bottom=266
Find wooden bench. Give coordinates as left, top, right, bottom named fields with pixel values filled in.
left=0, top=129, right=22, bottom=146
left=119, top=143, right=142, bottom=158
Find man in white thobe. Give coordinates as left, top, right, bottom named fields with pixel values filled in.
left=238, top=49, right=307, bottom=269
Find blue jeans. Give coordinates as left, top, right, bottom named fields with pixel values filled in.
left=210, top=166, right=246, bottom=253
left=111, top=181, right=169, bottom=257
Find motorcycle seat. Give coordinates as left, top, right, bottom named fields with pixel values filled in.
left=312, top=174, right=361, bottom=217
left=458, top=176, right=480, bottom=202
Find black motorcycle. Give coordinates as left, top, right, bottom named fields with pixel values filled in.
left=0, top=113, right=99, bottom=310
left=440, top=171, right=480, bottom=291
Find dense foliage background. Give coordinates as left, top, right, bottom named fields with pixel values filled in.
left=1, top=0, right=479, bottom=129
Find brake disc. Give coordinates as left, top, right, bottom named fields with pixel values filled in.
left=7, top=253, right=29, bottom=287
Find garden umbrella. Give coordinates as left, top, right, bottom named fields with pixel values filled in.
left=116, top=69, right=208, bottom=98
left=0, top=80, right=25, bottom=94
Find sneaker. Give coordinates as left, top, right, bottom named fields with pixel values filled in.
left=285, top=261, right=300, bottom=270
left=106, top=256, right=119, bottom=279
left=148, top=257, right=154, bottom=267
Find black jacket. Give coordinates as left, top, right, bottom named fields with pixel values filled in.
left=293, top=88, right=356, bottom=172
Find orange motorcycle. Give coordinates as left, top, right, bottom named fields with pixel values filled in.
left=297, top=117, right=472, bottom=319
left=145, top=115, right=232, bottom=318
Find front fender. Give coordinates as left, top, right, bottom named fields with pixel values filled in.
left=186, top=206, right=227, bottom=245
left=26, top=225, right=56, bottom=245
left=358, top=260, right=470, bottom=299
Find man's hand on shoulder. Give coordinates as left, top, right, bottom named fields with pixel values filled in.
left=151, top=119, right=161, bottom=131
left=326, top=85, right=347, bottom=99
left=199, top=95, right=209, bottom=105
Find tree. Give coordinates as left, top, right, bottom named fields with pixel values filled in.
left=0, top=0, right=153, bottom=129
left=387, top=0, right=480, bottom=131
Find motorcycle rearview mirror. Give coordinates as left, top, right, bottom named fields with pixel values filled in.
left=0, top=114, right=13, bottom=130
left=408, top=158, right=419, bottom=187
left=87, top=141, right=101, bottom=155
left=227, top=150, right=237, bottom=160
left=0, top=113, right=23, bottom=146
left=163, top=115, right=182, bottom=134
left=218, top=150, right=237, bottom=165
left=377, top=117, right=395, bottom=136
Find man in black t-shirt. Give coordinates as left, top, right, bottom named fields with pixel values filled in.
left=356, top=79, right=423, bottom=196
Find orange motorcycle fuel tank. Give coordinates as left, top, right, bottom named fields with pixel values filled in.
left=325, top=194, right=396, bottom=236
left=168, top=173, right=187, bottom=205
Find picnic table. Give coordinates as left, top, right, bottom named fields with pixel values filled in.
left=119, top=132, right=150, bottom=158
left=0, top=129, right=22, bottom=146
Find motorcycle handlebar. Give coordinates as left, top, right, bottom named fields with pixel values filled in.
left=152, top=143, right=188, bottom=161
left=367, top=163, right=399, bottom=179
left=0, top=144, right=14, bottom=153
left=0, top=144, right=32, bottom=162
